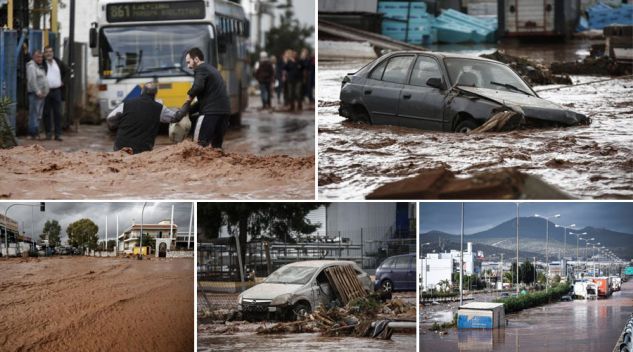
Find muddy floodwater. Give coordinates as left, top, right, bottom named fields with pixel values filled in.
left=198, top=328, right=415, bottom=352
left=0, top=256, right=193, bottom=352
left=419, top=280, right=633, bottom=352
left=1, top=98, right=314, bottom=199
left=318, top=44, right=633, bottom=199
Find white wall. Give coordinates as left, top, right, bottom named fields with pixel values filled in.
left=421, top=257, right=454, bottom=291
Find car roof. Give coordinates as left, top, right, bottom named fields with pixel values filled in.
left=283, top=260, right=358, bottom=268
left=382, top=50, right=501, bottom=64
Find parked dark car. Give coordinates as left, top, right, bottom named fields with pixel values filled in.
left=339, top=51, right=589, bottom=132
left=374, top=253, right=416, bottom=292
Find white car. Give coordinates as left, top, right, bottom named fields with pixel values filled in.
left=238, top=260, right=373, bottom=321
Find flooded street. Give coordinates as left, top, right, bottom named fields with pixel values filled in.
left=198, top=330, right=415, bottom=352
left=0, top=257, right=193, bottom=352
left=419, top=280, right=633, bottom=352
left=318, top=42, right=633, bottom=199
left=1, top=97, right=315, bottom=199
left=17, top=96, right=314, bottom=156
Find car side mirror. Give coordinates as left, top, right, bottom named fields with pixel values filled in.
left=426, top=77, right=445, bottom=90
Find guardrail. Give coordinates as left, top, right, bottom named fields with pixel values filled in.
left=614, top=313, right=633, bottom=352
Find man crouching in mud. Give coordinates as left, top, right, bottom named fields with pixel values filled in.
left=107, top=82, right=186, bottom=154
left=179, top=47, right=231, bottom=149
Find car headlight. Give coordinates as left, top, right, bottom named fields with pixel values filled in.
left=271, top=293, right=293, bottom=306
left=237, top=294, right=243, bottom=305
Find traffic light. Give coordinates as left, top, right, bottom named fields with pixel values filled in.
left=40, top=202, right=45, bottom=212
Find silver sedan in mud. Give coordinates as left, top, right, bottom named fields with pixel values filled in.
left=339, top=51, right=589, bottom=132
left=237, top=260, right=373, bottom=321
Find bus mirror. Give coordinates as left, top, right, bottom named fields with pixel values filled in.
left=89, top=24, right=97, bottom=49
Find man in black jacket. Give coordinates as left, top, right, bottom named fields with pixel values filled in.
left=183, top=47, right=230, bottom=148
left=106, top=83, right=186, bottom=154
left=42, top=46, right=68, bottom=141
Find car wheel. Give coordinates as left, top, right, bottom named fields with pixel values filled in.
left=292, top=302, right=311, bottom=320
left=455, top=119, right=478, bottom=133
left=381, top=279, right=393, bottom=292
left=353, top=108, right=372, bottom=125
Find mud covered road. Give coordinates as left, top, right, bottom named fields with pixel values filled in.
left=0, top=140, right=314, bottom=199
left=2, top=97, right=315, bottom=199
left=318, top=60, right=633, bottom=199
left=0, top=256, right=193, bottom=352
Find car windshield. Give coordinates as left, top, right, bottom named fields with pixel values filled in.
left=99, top=24, right=216, bottom=79
left=445, top=58, right=534, bottom=96
left=264, top=266, right=318, bottom=285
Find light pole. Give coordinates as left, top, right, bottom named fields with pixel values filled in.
left=555, top=223, right=575, bottom=261
left=573, top=232, right=587, bottom=261
left=140, top=202, right=147, bottom=257
left=515, top=203, right=520, bottom=294
left=535, top=213, right=560, bottom=292
left=420, top=242, right=430, bottom=257
left=459, top=203, right=464, bottom=307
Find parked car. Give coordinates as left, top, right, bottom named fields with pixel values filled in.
left=561, top=295, right=573, bottom=301
left=374, top=253, right=416, bottom=292
left=238, top=260, right=372, bottom=321
left=339, top=51, right=589, bottom=132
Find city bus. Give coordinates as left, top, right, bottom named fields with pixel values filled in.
left=89, top=0, right=249, bottom=127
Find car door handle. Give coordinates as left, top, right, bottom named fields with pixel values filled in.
left=364, top=89, right=372, bottom=95
left=403, top=94, right=412, bottom=99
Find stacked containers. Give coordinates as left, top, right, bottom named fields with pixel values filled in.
left=378, top=1, right=433, bottom=45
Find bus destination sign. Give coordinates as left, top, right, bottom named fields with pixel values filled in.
left=106, top=1, right=205, bottom=23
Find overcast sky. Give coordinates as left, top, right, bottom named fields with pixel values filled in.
left=1, top=202, right=193, bottom=244
left=419, top=202, right=633, bottom=235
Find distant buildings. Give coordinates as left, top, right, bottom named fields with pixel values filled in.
left=117, top=220, right=192, bottom=256
left=420, top=242, right=477, bottom=291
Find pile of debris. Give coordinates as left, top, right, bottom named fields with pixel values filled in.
left=256, top=264, right=415, bottom=340
left=480, top=50, right=572, bottom=86
left=550, top=55, right=631, bottom=76
left=257, top=294, right=412, bottom=340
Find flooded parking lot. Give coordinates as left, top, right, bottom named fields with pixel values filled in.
left=419, top=280, right=633, bottom=351
left=318, top=43, right=633, bottom=199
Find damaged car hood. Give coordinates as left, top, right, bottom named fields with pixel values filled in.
left=457, top=86, right=588, bottom=125
left=241, top=283, right=304, bottom=300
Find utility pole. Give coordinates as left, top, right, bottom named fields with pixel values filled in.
left=67, top=0, right=76, bottom=131
left=516, top=203, right=519, bottom=294
left=459, top=203, right=464, bottom=306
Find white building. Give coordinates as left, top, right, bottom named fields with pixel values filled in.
left=117, top=220, right=192, bottom=256
left=420, top=242, right=476, bottom=291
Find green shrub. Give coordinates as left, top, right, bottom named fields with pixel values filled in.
left=494, top=283, right=570, bottom=314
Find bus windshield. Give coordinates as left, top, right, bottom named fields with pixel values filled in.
left=99, top=24, right=216, bottom=79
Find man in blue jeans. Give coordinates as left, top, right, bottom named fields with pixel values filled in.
left=26, top=50, right=49, bottom=139
left=42, top=46, right=68, bottom=141
left=181, top=47, right=230, bottom=148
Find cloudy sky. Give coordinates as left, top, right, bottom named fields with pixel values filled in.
left=419, top=202, right=633, bottom=235
left=1, top=202, right=193, bottom=244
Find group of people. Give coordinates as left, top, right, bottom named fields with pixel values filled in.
left=106, top=47, right=230, bottom=154
left=255, top=48, right=315, bottom=112
left=25, top=46, right=68, bottom=141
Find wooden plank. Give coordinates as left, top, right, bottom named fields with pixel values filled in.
left=324, top=265, right=367, bottom=305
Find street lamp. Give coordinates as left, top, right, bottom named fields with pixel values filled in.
left=534, top=213, right=560, bottom=292
left=515, top=203, right=520, bottom=294
left=140, top=202, right=147, bottom=257
left=555, top=223, right=575, bottom=260
left=459, top=203, right=464, bottom=306
left=419, top=242, right=430, bottom=257
left=573, top=232, right=587, bottom=261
